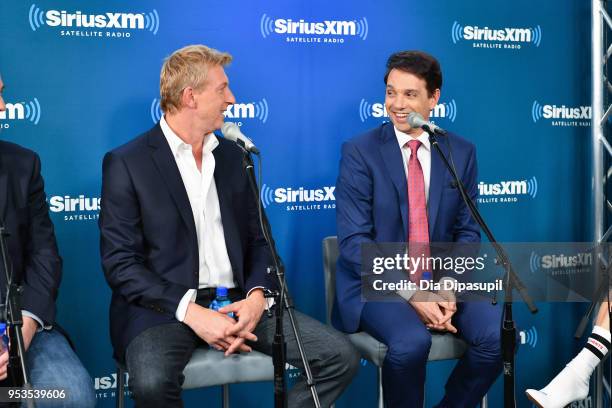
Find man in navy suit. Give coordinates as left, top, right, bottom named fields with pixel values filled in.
left=334, top=51, right=502, bottom=407
left=99, top=45, right=358, bottom=407
left=0, top=74, right=95, bottom=407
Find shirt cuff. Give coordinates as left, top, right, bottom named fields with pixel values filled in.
left=396, top=289, right=417, bottom=302
left=247, top=286, right=275, bottom=309
left=175, top=289, right=197, bottom=322
left=22, top=310, right=50, bottom=331
left=438, top=277, right=458, bottom=293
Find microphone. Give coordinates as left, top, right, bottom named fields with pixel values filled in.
left=221, top=122, right=260, bottom=154
left=407, top=112, right=447, bottom=135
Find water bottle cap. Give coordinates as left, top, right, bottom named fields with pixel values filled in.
left=0, top=323, right=5, bottom=333
left=216, top=286, right=228, bottom=297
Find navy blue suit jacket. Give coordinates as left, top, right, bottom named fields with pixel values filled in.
left=0, top=141, right=62, bottom=326
left=99, top=124, right=275, bottom=360
left=333, top=123, right=480, bottom=333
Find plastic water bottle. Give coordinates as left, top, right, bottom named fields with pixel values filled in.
left=209, top=287, right=234, bottom=318
left=0, top=323, right=8, bottom=355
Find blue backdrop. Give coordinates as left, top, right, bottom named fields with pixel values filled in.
left=0, top=1, right=599, bottom=406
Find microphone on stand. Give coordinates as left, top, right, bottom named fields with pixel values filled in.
left=407, top=112, right=447, bottom=135
left=221, top=122, right=260, bottom=154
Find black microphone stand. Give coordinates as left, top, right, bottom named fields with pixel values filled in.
left=0, top=222, right=35, bottom=408
left=238, top=145, right=321, bottom=408
left=426, top=128, right=538, bottom=408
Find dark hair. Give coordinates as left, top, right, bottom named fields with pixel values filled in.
left=384, top=51, right=442, bottom=97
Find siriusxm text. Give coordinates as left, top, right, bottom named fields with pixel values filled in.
left=274, top=187, right=335, bottom=203
left=540, top=253, right=592, bottom=269
left=463, top=26, right=532, bottom=42
left=0, top=104, right=24, bottom=120
left=542, top=105, right=591, bottom=120
left=370, top=103, right=448, bottom=119
left=274, top=19, right=356, bottom=36
left=48, top=195, right=101, bottom=212
left=46, top=10, right=145, bottom=29
left=478, top=181, right=526, bottom=196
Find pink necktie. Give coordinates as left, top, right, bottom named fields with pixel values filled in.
left=406, top=140, right=430, bottom=282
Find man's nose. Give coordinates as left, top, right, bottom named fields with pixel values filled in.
left=226, top=88, right=236, bottom=105
left=391, top=95, right=409, bottom=109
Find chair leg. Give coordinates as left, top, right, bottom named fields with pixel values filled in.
left=222, top=384, right=230, bottom=408
left=377, top=366, right=384, bottom=408
left=480, top=393, right=488, bottom=408
left=116, top=366, right=125, bottom=408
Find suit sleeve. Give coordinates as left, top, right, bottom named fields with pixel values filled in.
left=336, top=141, right=377, bottom=268
left=20, top=153, right=62, bottom=325
left=99, top=152, right=188, bottom=316
left=452, top=144, right=480, bottom=243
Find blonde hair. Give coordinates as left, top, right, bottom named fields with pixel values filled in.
left=160, top=45, right=232, bottom=113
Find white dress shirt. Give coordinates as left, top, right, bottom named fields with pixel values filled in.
left=394, top=127, right=431, bottom=203
left=160, top=116, right=235, bottom=321
left=393, top=127, right=455, bottom=301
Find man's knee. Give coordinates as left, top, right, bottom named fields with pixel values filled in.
left=474, top=324, right=502, bottom=362
left=338, top=342, right=361, bottom=379
left=311, top=334, right=360, bottom=380
left=64, top=375, right=96, bottom=408
left=129, top=368, right=181, bottom=402
left=385, top=333, right=432, bottom=369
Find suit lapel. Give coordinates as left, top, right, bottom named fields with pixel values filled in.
left=379, top=125, right=409, bottom=239
left=428, top=139, right=445, bottom=239
left=147, top=126, right=198, bottom=247
left=212, top=142, right=241, bottom=274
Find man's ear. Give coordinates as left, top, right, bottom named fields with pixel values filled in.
left=429, top=88, right=441, bottom=110
left=180, top=87, right=196, bottom=109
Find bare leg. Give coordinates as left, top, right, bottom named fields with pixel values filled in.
left=594, top=300, right=610, bottom=330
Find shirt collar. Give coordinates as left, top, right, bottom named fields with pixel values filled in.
left=394, top=126, right=430, bottom=152
left=160, top=115, right=219, bottom=157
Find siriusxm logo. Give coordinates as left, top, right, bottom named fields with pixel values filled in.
left=150, top=98, right=269, bottom=125
left=94, top=373, right=124, bottom=390
left=358, top=99, right=457, bottom=123
left=451, top=21, right=542, bottom=49
left=519, top=326, right=538, bottom=348
left=529, top=251, right=592, bottom=273
left=224, top=99, right=269, bottom=124
left=29, top=4, right=159, bottom=36
left=478, top=177, right=537, bottom=197
left=0, top=98, right=41, bottom=126
left=260, top=184, right=336, bottom=212
left=48, top=194, right=100, bottom=222
left=477, top=177, right=537, bottom=205
left=94, top=371, right=130, bottom=400
left=150, top=99, right=162, bottom=123
left=532, top=101, right=591, bottom=127
left=260, top=14, right=368, bottom=43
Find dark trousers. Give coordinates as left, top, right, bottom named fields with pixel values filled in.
left=125, top=290, right=359, bottom=408
left=360, top=300, right=503, bottom=408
